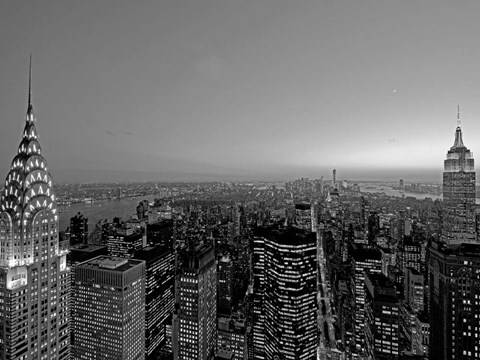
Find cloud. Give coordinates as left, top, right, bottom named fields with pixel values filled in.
left=106, top=130, right=116, bottom=136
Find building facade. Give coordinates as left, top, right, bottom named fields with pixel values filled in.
left=255, top=226, right=318, bottom=360
left=173, top=246, right=216, bottom=360
left=69, top=212, right=88, bottom=246
left=364, top=273, right=400, bottom=360
left=442, top=123, right=476, bottom=244
left=0, top=68, right=70, bottom=360
left=134, top=245, right=175, bottom=359
left=428, top=241, right=480, bottom=360
left=74, top=256, right=146, bottom=360
left=217, top=254, right=233, bottom=316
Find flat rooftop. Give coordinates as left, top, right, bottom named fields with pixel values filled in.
left=80, top=256, right=144, bottom=272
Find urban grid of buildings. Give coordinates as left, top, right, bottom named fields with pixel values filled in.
left=0, top=68, right=478, bottom=360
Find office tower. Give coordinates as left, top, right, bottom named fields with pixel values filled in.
left=442, top=118, right=476, bottom=244
left=67, top=244, right=108, bottom=347
left=428, top=241, right=480, bottom=360
left=218, top=254, right=233, bottom=316
left=134, top=245, right=175, bottom=359
left=351, top=245, right=382, bottom=353
left=252, top=236, right=266, bottom=359
left=397, top=235, right=421, bottom=273
left=107, top=224, right=144, bottom=258
left=0, top=64, right=70, bottom=360
left=69, top=212, right=88, bottom=246
left=404, top=267, right=424, bottom=313
left=364, top=273, right=400, bottom=360
left=147, top=219, right=174, bottom=249
left=294, top=203, right=314, bottom=232
left=173, top=246, right=216, bottom=360
left=74, top=256, right=146, bottom=360
left=257, top=227, right=318, bottom=360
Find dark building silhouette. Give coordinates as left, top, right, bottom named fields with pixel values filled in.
left=218, top=254, right=233, bottom=316
left=107, top=223, right=144, bottom=258
left=70, top=212, right=88, bottom=246
left=0, top=65, right=70, bottom=359
left=428, top=241, right=480, bottom=360
left=364, top=273, right=400, bottom=360
left=442, top=119, right=476, bottom=244
left=147, top=219, right=174, bottom=249
left=135, top=245, right=175, bottom=359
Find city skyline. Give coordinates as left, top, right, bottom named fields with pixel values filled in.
left=2, top=1, right=480, bottom=183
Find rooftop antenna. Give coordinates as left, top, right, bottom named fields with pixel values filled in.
left=457, top=105, right=461, bottom=127
left=28, top=53, right=32, bottom=108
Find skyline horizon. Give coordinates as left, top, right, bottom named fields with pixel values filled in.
left=2, top=1, right=480, bottom=183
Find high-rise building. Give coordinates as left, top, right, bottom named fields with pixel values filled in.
left=397, top=235, right=421, bottom=273
left=251, top=236, right=266, bottom=360
left=69, top=212, right=88, bottom=246
left=217, top=254, right=233, bottom=316
left=442, top=119, right=476, bottom=244
left=256, top=226, right=318, bottom=360
left=74, top=256, right=146, bottom=360
left=428, top=241, right=480, bottom=360
left=351, top=245, right=382, bottom=353
left=67, top=244, right=108, bottom=347
left=173, top=246, right=216, bottom=360
left=0, top=64, right=70, bottom=360
left=107, top=224, right=144, bottom=258
left=134, top=245, right=175, bottom=359
left=364, top=273, right=400, bottom=360
left=404, top=266, right=424, bottom=313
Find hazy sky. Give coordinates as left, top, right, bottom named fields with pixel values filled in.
left=1, top=0, right=480, bottom=182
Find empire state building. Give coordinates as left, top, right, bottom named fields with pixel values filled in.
left=442, top=112, right=477, bottom=245
left=0, top=63, right=70, bottom=359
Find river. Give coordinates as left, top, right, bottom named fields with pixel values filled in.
left=58, top=195, right=157, bottom=233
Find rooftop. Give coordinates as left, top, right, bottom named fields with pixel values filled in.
left=80, top=255, right=144, bottom=272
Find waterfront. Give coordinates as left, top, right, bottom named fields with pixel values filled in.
left=58, top=195, right=157, bottom=233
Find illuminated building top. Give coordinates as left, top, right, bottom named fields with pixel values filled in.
left=0, top=59, right=59, bottom=268
left=444, top=109, right=474, bottom=173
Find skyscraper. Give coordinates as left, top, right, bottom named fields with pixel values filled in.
left=442, top=116, right=476, bottom=244
left=351, top=245, right=382, bottom=353
left=255, top=226, right=318, bottom=360
left=364, top=273, right=400, bottom=360
left=251, top=236, right=266, bottom=360
left=217, top=254, right=233, bottom=316
left=428, top=241, right=480, bottom=360
left=0, top=63, right=70, bottom=359
left=134, top=245, right=175, bottom=359
left=69, top=212, right=88, bottom=246
left=74, top=256, right=146, bottom=360
left=173, top=245, right=217, bottom=360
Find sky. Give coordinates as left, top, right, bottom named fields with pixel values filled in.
left=1, top=0, right=480, bottom=183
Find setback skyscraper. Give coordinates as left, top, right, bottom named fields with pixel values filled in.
left=442, top=114, right=476, bottom=244
left=0, top=63, right=70, bottom=359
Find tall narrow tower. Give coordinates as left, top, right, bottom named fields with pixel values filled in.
left=442, top=109, right=476, bottom=244
left=0, top=62, right=70, bottom=359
